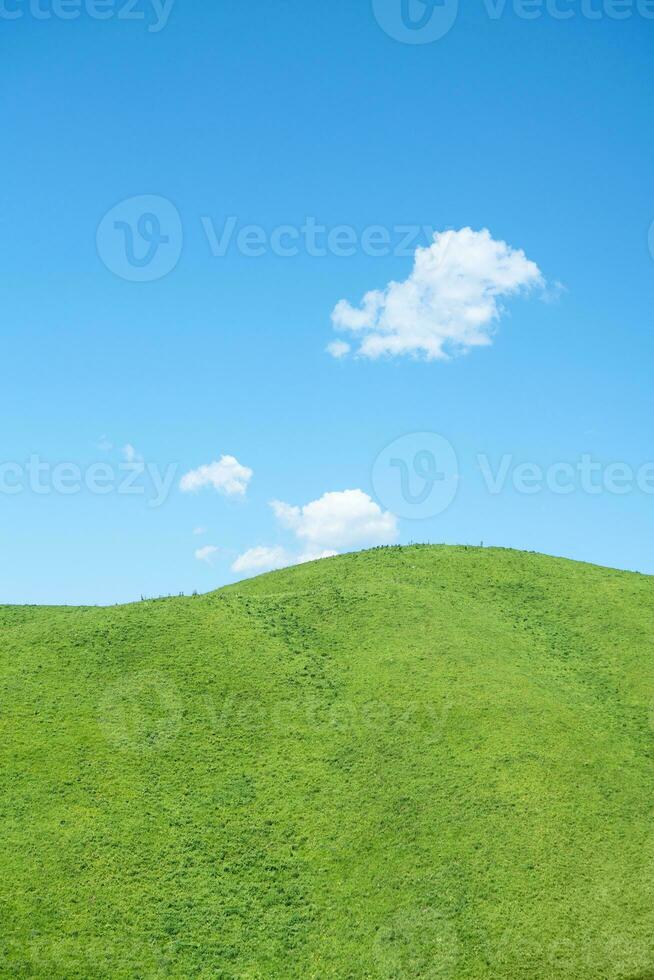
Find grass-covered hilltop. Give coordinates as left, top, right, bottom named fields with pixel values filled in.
left=1, top=545, right=653, bottom=979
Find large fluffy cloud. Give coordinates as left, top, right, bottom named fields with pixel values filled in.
left=271, top=489, right=397, bottom=550
left=329, top=227, right=544, bottom=361
left=231, top=489, right=398, bottom=577
left=180, top=454, right=252, bottom=496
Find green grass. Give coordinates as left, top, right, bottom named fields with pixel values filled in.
left=1, top=545, right=653, bottom=978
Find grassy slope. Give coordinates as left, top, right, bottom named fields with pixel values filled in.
left=0, top=545, right=653, bottom=979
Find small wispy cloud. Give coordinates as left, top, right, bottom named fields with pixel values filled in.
left=541, top=279, right=566, bottom=304
left=195, top=545, right=219, bottom=564
left=193, top=526, right=208, bottom=536
left=325, top=339, right=351, bottom=359
left=122, top=443, right=143, bottom=463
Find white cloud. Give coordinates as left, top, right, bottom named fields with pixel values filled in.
left=230, top=544, right=339, bottom=576
left=329, top=227, right=544, bottom=361
left=326, top=339, right=351, bottom=359
left=541, top=279, right=566, bottom=304
left=231, top=545, right=290, bottom=574
left=193, top=526, right=208, bottom=536
left=195, top=545, right=219, bottom=564
left=180, top=454, right=253, bottom=497
left=122, top=443, right=142, bottom=463
left=271, top=488, right=398, bottom=550
left=97, top=435, right=113, bottom=452
left=296, top=548, right=339, bottom=564
left=232, top=489, right=397, bottom=580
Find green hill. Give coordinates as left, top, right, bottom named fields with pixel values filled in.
left=1, top=545, right=653, bottom=979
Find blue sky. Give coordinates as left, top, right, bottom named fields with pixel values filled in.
left=1, top=0, right=653, bottom=604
